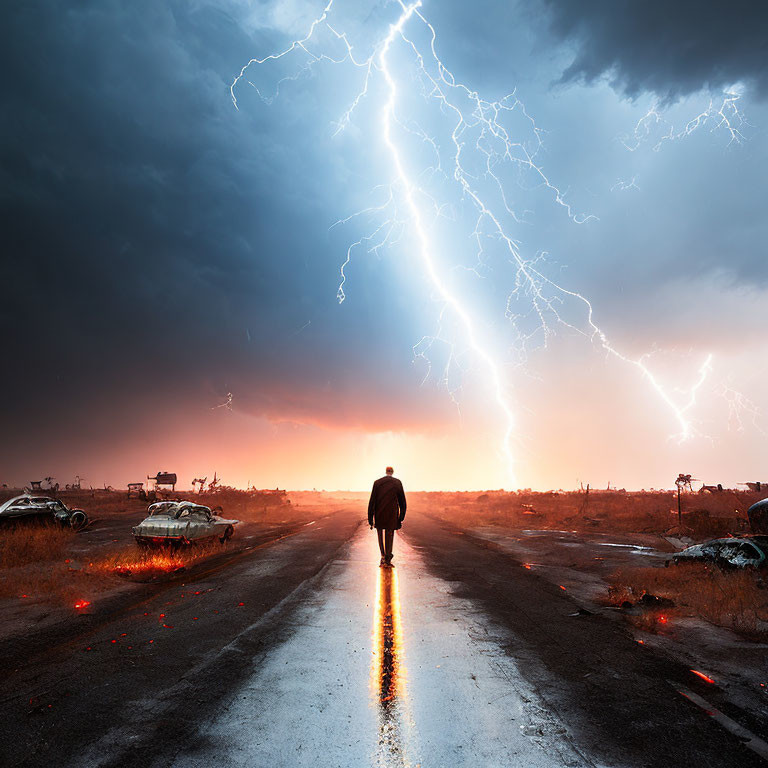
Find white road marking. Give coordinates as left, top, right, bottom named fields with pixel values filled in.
left=671, top=682, right=768, bottom=762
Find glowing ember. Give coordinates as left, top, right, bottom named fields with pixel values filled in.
left=74, top=600, right=91, bottom=610
left=110, top=552, right=186, bottom=576
left=658, top=615, right=668, bottom=624
left=559, top=585, right=566, bottom=591
left=691, top=669, right=715, bottom=684
left=522, top=563, right=532, bottom=570
left=238, top=602, right=244, bottom=606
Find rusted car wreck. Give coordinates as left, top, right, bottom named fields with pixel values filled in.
left=670, top=536, right=768, bottom=569
left=132, top=500, right=239, bottom=546
left=0, top=495, right=89, bottom=528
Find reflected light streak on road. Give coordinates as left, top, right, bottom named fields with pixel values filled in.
left=371, top=565, right=410, bottom=766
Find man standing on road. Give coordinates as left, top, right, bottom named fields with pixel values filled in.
left=368, top=466, right=407, bottom=567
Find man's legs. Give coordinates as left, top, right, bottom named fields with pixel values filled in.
left=384, top=529, right=395, bottom=563
left=376, top=529, right=386, bottom=562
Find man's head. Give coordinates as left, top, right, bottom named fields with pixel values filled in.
left=385, top=466, right=394, bottom=476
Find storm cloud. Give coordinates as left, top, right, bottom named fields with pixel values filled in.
left=541, top=0, right=768, bottom=101
left=0, top=0, right=444, bottom=439
left=1, top=0, right=767, bottom=489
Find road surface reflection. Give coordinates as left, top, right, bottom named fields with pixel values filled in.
left=372, top=566, right=409, bottom=766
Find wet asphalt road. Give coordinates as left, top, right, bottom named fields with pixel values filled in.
left=1, top=508, right=765, bottom=767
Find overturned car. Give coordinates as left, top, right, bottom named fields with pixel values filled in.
left=0, top=495, right=89, bottom=529
left=132, top=501, right=239, bottom=547
left=670, top=536, right=768, bottom=569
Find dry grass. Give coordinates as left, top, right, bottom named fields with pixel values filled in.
left=0, top=523, right=74, bottom=570
left=607, top=563, right=768, bottom=638
left=412, top=488, right=760, bottom=537
left=0, top=523, right=98, bottom=600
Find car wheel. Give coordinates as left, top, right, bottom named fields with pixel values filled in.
left=69, top=511, right=88, bottom=530
left=220, top=525, right=234, bottom=544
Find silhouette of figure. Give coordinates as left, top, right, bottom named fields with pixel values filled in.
left=368, top=466, right=407, bottom=567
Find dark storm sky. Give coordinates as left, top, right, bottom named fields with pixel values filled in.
left=1, top=1, right=767, bottom=489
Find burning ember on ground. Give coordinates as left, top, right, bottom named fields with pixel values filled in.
left=96, top=549, right=203, bottom=578
left=691, top=669, right=715, bottom=684
left=112, top=554, right=185, bottom=575
left=74, top=600, right=91, bottom=610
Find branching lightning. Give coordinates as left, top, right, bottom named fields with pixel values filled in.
left=231, top=0, right=714, bottom=483
left=621, top=89, right=748, bottom=152
left=213, top=392, right=234, bottom=411
left=611, top=176, right=640, bottom=193
left=718, top=380, right=765, bottom=435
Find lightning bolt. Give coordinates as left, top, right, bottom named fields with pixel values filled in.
left=718, top=379, right=765, bottom=435
left=611, top=176, right=640, bottom=192
left=231, top=0, right=713, bottom=483
left=213, top=392, right=234, bottom=411
left=621, top=89, right=748, bottom=152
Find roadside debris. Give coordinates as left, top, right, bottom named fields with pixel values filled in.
left=638, top=593, right=675, bottom=609
left=0, top=495, right=89, bottom=529
left=748, top=499, right=768, bottom=534
left=670, top=536, right=768, bottom=569
left=132, top=501, right=239, bottom=547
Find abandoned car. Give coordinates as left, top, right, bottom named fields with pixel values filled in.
left=747, top=498, right=768, bottom=534
left=132, top=500, right=239, bottom=546
left=0, top=495, right=89, bottom=528
left=670, top=536, right=768, bottom=569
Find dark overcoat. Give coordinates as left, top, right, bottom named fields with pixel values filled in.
left=367, top=475, right=407, bottom=531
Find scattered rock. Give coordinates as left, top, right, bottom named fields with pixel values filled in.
left=620, top=601, right=641, bottom=615
left=639, top=593, right=675, bottom=609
